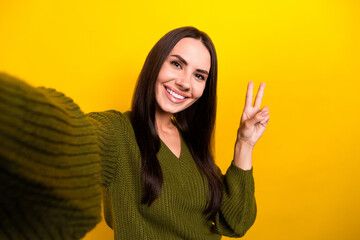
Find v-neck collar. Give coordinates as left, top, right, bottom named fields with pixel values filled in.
left=159, top=134, right=183, bottom=160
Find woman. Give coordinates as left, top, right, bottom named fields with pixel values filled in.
left=0, top=27, right=269, bottom=239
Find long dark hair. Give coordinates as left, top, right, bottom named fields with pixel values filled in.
left=130, top=26, right=223, bottom=219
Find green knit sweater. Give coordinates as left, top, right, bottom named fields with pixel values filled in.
left=0, top=73, right=256, bottom=240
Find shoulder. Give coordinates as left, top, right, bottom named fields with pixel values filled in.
left=86, top=110, right=130, bottom=120
left=86, top=110, right=131, bottom=127
left=85, top=110, right=135, bottom=141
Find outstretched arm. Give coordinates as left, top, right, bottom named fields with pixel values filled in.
left=0, top=73, right=102, bottom=239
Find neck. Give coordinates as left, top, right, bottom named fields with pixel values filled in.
left=155, top=107, right=175, bottom=133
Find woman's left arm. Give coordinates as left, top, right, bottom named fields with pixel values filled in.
left=214, top=81, right=270, bottom=237
left=233, top=81, right=269, bottom=170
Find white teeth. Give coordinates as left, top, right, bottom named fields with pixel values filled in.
left=166, top=87, right=185, bottom=100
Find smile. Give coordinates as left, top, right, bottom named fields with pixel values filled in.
left=164, top=86, right=186, bottom=100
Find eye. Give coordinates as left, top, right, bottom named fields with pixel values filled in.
left=194, top=73, right=206, bottom=80
left=170, top=61, right=182, bottom=69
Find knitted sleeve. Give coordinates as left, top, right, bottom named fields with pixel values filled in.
left=85, top=111, right=126, bottom=187
left=214, top=162, right=257, bottom=237
left=0, top=73, right=102, bottom=240
left=85, top=110, right=129, bottom=229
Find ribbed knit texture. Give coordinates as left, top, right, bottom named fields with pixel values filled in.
left=0, top=73, right=257, bottom=239
left=86, top=112, right=257, bottom=239
left=0, top=73, right=102, bottom=240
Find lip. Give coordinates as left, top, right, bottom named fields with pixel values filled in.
left=163, top=85, right=189, bottom=103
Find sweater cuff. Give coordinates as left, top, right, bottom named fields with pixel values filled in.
left=224, top=162, right=255, bottom=195
left=227, top=162, right=253, bottom=179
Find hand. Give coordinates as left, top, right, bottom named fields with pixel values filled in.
left=236, top=81, right=270, bottom=148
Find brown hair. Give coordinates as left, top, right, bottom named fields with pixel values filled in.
left=130, top=26, right=222, bottom=220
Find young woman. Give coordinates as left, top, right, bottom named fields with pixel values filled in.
left=0, top=26, right=270, bottom=239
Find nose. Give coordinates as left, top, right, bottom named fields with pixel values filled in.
left=175, top=73, right=191, bottom=91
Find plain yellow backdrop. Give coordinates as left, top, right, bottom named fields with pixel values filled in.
left=1, top=0, right=359, bottom=239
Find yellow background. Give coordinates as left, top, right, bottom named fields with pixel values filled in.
left=1, top=0, right=359, bottom=239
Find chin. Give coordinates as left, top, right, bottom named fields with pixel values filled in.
left=157, top=103, right=186, bottom=115
left=162, top=107, right=183, bottom=114
left=156, top=97, right=197, bottom=115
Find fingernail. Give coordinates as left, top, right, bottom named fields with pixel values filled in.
left=261, top=111, right=268, bottom=116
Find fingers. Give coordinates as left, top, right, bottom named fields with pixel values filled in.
left=245, top=81, right=266, bottom=109
left=244, top=81, right=253, bottom=109
left=254, top=82, right=265, bottom=109
left=261, top=106, right=269, bottom=114
left=260, top=112, right=270, bottom=125
left=245, top=106, right=269, bottom=128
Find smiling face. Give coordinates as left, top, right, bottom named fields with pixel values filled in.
left=155, top=37, right=211, bottom=115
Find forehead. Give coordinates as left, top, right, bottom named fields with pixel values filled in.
left=169, top=37, right=211, bottom=71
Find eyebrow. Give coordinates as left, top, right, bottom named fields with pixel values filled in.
left=170, top=54, right=209, bottom=75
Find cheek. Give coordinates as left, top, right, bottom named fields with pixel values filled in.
left=155, top=80, right=163, bottom=102
left=157, top=63, right=176, bottom=83
left=155, top=66, right=168, bottom=95
left=155, top=63, right=169, bottom=86
left=193, top=82, right=207, bottom=99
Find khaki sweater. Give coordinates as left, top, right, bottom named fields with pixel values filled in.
left=0, top=73, right=256, bottom=239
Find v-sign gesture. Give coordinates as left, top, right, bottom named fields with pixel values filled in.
left=233, top=81, right=270, bottom=170
left=238, top=81, right=270, bottom=147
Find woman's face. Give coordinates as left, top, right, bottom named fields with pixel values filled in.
left=155, top=37, right=211, bottom=115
